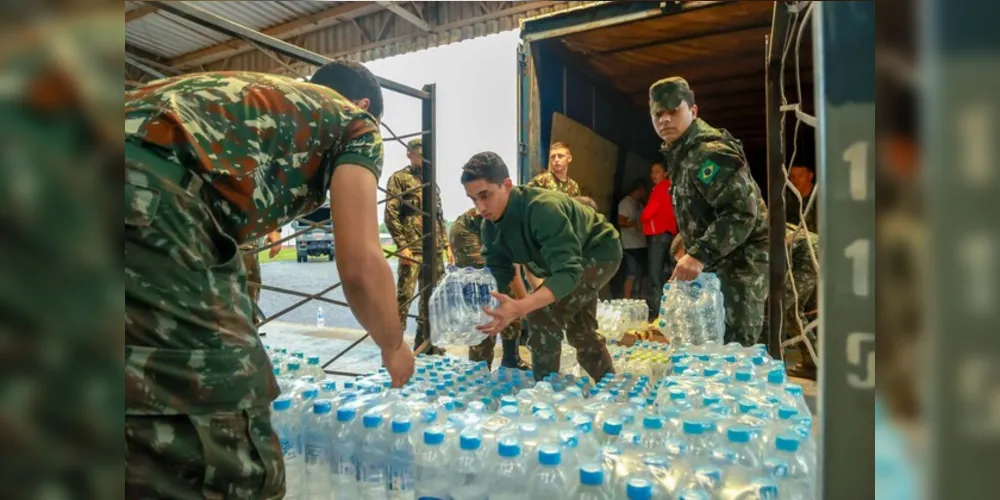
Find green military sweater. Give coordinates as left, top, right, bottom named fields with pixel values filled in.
left=481, top=187, right=620, bottom=300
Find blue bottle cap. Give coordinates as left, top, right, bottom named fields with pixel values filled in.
left=362, top=413, right=383, bottom=428
left=778, top=406, right=798, bottom=420
left=642, top=415, right=664, bottom=430
left=497, top=438, right=520, bottom=458
left=775, top=434, right=801, bottom=452
left=459, top=433, right=482, bottom=450
left=735, top=370, right=753, bottom=382
left=307, top=355, right=320, bottom=365
left=626, top=478, right=653, bottom=500
left=321, top=380, right=337, bottom=392
left=272, top=396, right=292, bottom=411
left=312, top=400, right=332, bottom=414
left=767, top=369, right=785, bottom=385
left=579, top=464, right=604, bottom=485
left=423, top=428, right=445, bottom=445
left=603, top=419, right=623, bottom=435
left=727, top=426, right=752, bottom=443
left=702, top=395, right=721, bottom=407
left=391, top=418, right=412, bottom=433
left=682, top=420, right=704, bottom=435
left=537, top=445, right=561, bottom=466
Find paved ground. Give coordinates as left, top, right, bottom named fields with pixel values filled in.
left=259, top=258, right=420, bottom=333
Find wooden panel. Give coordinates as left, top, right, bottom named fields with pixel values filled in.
left=550, top=112, right=619, bottom=215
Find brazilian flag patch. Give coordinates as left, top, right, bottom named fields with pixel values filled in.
left=697, top=159, right=721, bottom=185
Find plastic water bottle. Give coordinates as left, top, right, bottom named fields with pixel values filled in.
left=316, top=306, right=325, bottom=328
left=724, top=426, right=760, bottom=469
left=331, top=407, right=359, bottom=497
left=763, top=435, right=811, bottom=499
left=574, top=464, right=611, bottom=500
left=450, top=433, right=488, bottom=499
left=387, top=418, right=416, bottom=500
left=304, top=400, right=333, bottom=498
left=527, top=445, right=569, bottom=500
left=599, top=419, right=623, bottom=445
left=639, top=415, right=668, bottom=450
left=358, top=413, right=387, bottom=499
left=488, top=438, right=528, bottom=499
left=272, top=396, right=304, bottom=499
left=415, top=428, right=451, bottom=500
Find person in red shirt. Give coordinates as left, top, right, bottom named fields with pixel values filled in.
left=641, top=162, right=678, bottom=313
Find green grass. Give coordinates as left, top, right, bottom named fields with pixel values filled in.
left=260, top=245, right=400, bottom=263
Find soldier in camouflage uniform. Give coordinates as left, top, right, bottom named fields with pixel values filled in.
left=384, top=137, right=452, bottom=354
left=650, top=77, right=769, bottom=346
left=125, top=63, right=414, bottom=498
left=526, top=141, right=581, bottom=196
left=450, top=208, right=528, bottom=369
left=784, top=223, right=820, bottom=377
left=461, top=152, right=621, bottom=381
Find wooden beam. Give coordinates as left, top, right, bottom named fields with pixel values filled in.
left=169, top=1, right=376, bottom=68
left=126, top=4, right=158, bottom=23
left=376, top=1, right=431, bottom=32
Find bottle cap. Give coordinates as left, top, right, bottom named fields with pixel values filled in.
left=391, top=418, right=412, bottom=433
left=271, top=396, right=292, bottom=411
left=312, top=400, right=332, bottom=414
left=579, top=464, right=604, bottom=486
left=362, top=413, right=382, bottom=428
left=537, top=445, right=561, bottom=466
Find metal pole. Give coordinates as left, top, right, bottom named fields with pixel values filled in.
left=146, top=1, right=430, bottom=100
left=419, top=83, right=438, bottom=350
left=924, top=0, right=1000, bottom=497
left=813, top=2, right=876, bottom=498
left=765, top=2, right=791, bottom=358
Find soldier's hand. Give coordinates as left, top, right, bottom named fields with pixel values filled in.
left=671, top=253, right=705, bottom=282
left=267, top=231, right=282, bottom=258
left=381, top=341, right=415, bottom=387
left=478, top=292, right=521, bottom=336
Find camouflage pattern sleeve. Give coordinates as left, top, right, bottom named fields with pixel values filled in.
left=334, top=117, right=384, bottom=180
left=435, top=187, right=448, bottom=250
left=568, top=179, right=582, bottom=197
left=384, top=171, right=409, bottom=249
left=685, top=147, right=762, bottom=266
left=526, top=174, right=542, bottom=188
left=481, top=222, right=515, bottom=295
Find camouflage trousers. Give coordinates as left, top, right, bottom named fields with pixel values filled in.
left=125, top=142, right=282, bottom=499
left=240, top=245, right=262, bottom=324
left=783, top=265, right=819, bottom=367
left=526, top=257, right=621, bottom=381
left=397, top=254, right=446, bottom=351
left=714, top=243, right=769, bottom=346
left=468, top=320, right=522, bottom=368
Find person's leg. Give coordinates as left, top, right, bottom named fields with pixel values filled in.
left=499, top=321, right=526, bottom=369
left=717, top=246, right=769, bottom=346
left=525, top=307, right=564, bottom=381
left=396, top=256, right=418, bottom=334
left=647, top=234, right=668, bottom=312
left=622, top=250, right=638, bottom=299
left=125, top=145, right=279, bottom=498
left=563, top=261, right=619, bottom=380
left=242, top=247, right=261, bottom=324
left=415, top=256, right=446, bottom=354
left=468, top=334, right=497, bottom=369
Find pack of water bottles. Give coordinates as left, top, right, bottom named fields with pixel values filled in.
left=428, top=265, right=500, bottom=345
left=597, top=299, right=650, bottom=338
left=266, top=341, right=816, bottom=499
left=654, top=272, right=726, bottom=345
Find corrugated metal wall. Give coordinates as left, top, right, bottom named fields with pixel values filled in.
left=200, top=2, right=590, bottom=74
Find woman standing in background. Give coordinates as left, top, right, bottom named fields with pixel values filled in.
left=641, top=163, right=678, bottom=316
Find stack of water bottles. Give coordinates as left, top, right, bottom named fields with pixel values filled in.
left=597, top=299, right=651, bottom=338
left=428, top=265, right=500, bottom=345
left=654, top=272, right=726, bottom=345
left=266, top=341, right=816, bottom=499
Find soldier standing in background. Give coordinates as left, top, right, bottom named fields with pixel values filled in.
left=527, top=141, right=581, bottom=196
left=384, top=138, right=453, bottom=354
left=649, top=76, right=769, bottom=346
left=786, top=165, right=818, bottom=230
left=240, top=231, right=281, bottom=324
left=450, top=207, right=529, bottom=370
left=783, top=223, right=820, bottom=379
left=461, top=152, right=621, bottom=382
left=125, top=63, right=414, bottom=498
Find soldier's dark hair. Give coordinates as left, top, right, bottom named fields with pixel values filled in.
left=460, top=152, right=510, bottom=185
left=310, top=60, right=385, bottom=119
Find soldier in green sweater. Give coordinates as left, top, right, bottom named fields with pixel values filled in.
left=460, top=152, right=622, bottom=381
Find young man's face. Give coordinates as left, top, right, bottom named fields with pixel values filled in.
left=548, top=146, right=572, bottom=178
left=464, top=178, right=513, bottom=222
left=406, top=146, right=423, bottom=168
left=789, top=166, right=814, bottom=193
left=650, top=101, right=697, bottom=143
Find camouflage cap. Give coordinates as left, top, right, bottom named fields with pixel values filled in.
left=649, top=76, right=695, bottom=110
left=406, top=137, right=422, bottom=151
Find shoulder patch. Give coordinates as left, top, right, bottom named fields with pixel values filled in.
left=697, top=159, right=721, bottom=185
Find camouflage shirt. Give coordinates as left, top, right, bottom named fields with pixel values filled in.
left=660, top=118, right=768, bottom=268
left=449, top=208, right=485, bottom=268
left=125, top=72, right=384, bottom=244
left=384, top=164, right=447, bottom=254
left=527, top=171, right=581, bottom=197
left=786, top=223, right=820, bottom=277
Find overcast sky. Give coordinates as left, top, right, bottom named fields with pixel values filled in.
left=366, top=30, right=522, bottom=223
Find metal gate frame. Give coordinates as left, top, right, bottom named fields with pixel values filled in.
left=147, top=2, right=441, bottom=378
